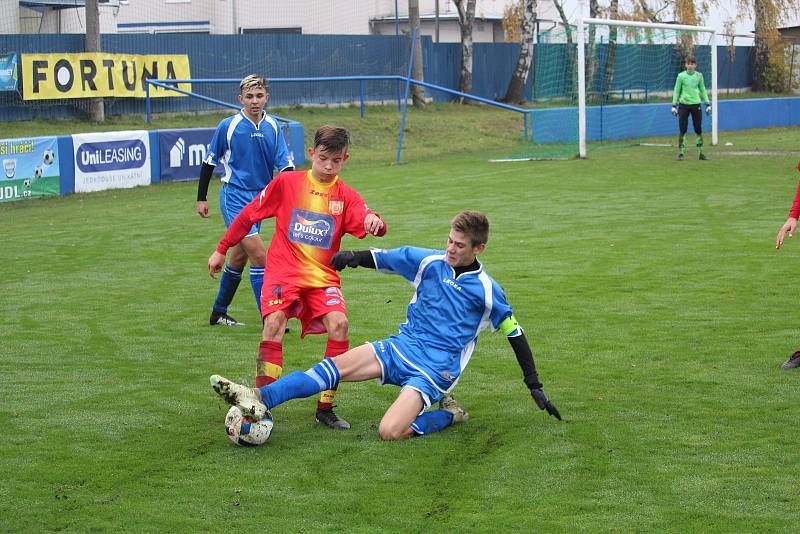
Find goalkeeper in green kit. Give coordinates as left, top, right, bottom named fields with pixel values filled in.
left=671, top=56, right=711, bottom=161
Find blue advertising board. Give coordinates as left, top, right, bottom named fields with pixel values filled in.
left=0, top=136, right=60, bottom=203
left=158, top=121, right=304, bottom=182
left=158, top=128, right=217, bottom=182
left=0, top=54, right=18, bottom=92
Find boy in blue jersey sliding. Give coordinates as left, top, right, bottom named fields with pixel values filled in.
left=210, top=210, right=561, bottom=440
left=196, top=74, right=294, bottom=327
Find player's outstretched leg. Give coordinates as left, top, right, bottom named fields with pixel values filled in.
left=781, top=350, right=800, bottom=370
left=210, top=375, right=267, bottom=420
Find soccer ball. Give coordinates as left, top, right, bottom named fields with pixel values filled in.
left=33, top=165, right=43, bottom=179
left=43, top=149, right=55, bottom=166
left=224, top=405, right=273, bottom=446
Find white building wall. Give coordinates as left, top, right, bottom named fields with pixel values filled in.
left=8, top=0, right=561, bottom=39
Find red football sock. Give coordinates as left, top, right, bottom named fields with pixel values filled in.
left=256, top=340, right=283, bottom=388
left=318, top=338, right=349, bottom=410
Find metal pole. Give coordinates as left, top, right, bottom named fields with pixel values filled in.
left=146, top=81, right=151, bottom=126
left=711, top=31, right=718, bottom=146
left=577, top=18, right=586, bottom=158
left=396, top=26, right=418, bottom=164
left=360, top=79, right=365, bottom=118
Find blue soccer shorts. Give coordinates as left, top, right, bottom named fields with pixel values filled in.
left=370, top=338, right=445, bottom=410
left=220, top=183, right=261, bottom=237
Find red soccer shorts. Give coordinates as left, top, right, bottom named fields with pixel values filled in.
left=261, top=283, right=347, bottom=338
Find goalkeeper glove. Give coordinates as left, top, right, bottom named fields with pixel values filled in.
left=671, top=105, right=678, bottom=117
left=524, top=375, right=561, bottom=421
left=705, top=104, right=711, bottom=115
left=531, top=388, right=562, bottom=421
left=330, top=251, right=359, bottom=271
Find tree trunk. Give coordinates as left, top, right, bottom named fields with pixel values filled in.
left=502, top=0, right=537, bottom=103
left=600, top=0, right=619, bottom=101
left=408, top=0, right=426, bottom=107
left=454, top=0, right=476, bottom=102
left=85, top=0, right=104, bottom=123
left=552, top=0, right=576, bottom=101
left=752, top=0, right=771, bottom=91
left=586, top=0, right=599, bottom=103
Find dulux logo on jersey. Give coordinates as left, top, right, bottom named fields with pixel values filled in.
left=76, top=139, right=146, bottom=173
left=288, top=208, right=335, bottom=249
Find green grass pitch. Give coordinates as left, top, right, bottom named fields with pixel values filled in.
left=1, top=109, right=800, bottom=531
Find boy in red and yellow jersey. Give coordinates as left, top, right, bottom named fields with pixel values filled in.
left=208, top=125, right=387, bottom=428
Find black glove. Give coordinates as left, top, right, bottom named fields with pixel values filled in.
left=330, top=251, right=358, bottom=271
left=671, top=105, right=678, bottom=117
left=705, top=104, right=711, bottom=115
left=531, top=388, right=562, bottom=421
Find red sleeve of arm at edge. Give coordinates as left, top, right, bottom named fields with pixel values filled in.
left=215, top=201, right=258, bottom=255
left=790, top=179, right=800, bottom=219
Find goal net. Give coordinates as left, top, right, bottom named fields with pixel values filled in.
left=516, top=19, right=717, bottom=160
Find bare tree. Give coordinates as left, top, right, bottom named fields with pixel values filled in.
left=408, top=0, right=426, bottom=107
left=453, top=0, right=476, bottom=102
left=732, top=0, right=795, bottom=91
left=502, top=0, right=537, bottom=103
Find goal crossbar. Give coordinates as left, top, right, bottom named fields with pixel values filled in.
left=577, top=18, right=718, bottom=158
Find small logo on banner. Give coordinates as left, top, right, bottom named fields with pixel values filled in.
left=329, top=200, right=343, bottom=215
left=76, top=139, right=146, bottom=173
left=3, top=159, right=16, bottom=179
left=288, top=209, right=335, bottom=249
left=169, top=138, right=185, bottom=168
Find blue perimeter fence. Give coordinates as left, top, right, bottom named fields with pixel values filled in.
left=0, top=33, right=756, bottom=120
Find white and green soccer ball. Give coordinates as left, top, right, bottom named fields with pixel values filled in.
left=224, top=406, right=273, bottom=446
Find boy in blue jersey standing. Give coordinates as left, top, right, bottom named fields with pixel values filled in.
left=197, top=74, right=295, bottom=327
left=210, top=211, right=561, bottom=440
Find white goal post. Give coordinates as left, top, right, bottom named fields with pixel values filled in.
left=577, top=18, right=718, bottom=158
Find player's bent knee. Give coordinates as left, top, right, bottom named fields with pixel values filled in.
left=378, top=420, right=413, bottom=441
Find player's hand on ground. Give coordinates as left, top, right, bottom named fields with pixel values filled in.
left=330, top=251, right=356, bottom=271
left=197, top=200, right=209, bottom=218
left=364, top=213, right=384, bottom=236
left=531, top=388, right=562, bottom=421
left=776, top=217, right=798, bottom=249
left=208, top=251, right=226, bottom=278
left=705, top=105, right=712, bottom=115
left=671, top=105, right=678, bottom=117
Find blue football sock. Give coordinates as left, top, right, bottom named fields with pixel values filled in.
left=259, top=359, right=340, bottom=409
left=212, top=264, right=242, bottom=314
left=249, top=266, right=264, bottom=315
left=410, top=409, right=454, bottom=436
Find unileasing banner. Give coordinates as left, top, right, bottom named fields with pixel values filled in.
left=72, top=130, right=151, bottom=193
left=21, top=53, right=190, bottom=100
left=0, top=136, right=60, bottom=203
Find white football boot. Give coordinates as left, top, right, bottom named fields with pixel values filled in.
left=210, top=374, right=267, bottom=421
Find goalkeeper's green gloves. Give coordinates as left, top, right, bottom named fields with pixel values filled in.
left=705, top=104, right=711, bottom=115
left=671, top=105, right=678, bottom=117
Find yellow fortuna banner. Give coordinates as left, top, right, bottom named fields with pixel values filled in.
left=21, top=53, right=191, bottom=100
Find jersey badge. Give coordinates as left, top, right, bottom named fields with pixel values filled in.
left=329, top=200, right=343, bottom=215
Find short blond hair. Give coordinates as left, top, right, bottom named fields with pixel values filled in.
left=240, top=74, right=268, bottom=93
